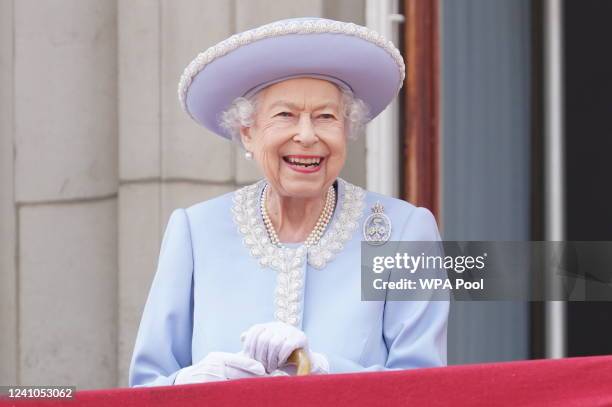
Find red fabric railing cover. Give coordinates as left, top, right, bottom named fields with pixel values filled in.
left=3, top=356, right=611, bottom=406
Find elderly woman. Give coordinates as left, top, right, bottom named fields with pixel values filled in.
left=129, top=17, right=448, bottom=387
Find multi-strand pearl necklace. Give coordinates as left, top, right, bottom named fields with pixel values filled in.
left=260, top=184, right=336, bottom=248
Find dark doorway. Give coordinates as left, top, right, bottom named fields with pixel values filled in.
left=564, top=0, right=612, bottom=357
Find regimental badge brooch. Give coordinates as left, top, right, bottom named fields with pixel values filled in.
left=363, top=201, right=391, bottom=245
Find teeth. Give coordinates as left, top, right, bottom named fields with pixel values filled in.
left=286, top=157, right=321, bottom=165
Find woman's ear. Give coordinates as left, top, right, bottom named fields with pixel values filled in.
left=240, top=126, right=254, bottom=151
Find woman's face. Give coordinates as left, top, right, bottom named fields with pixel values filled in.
left=241, top=78, right=347, bottom=199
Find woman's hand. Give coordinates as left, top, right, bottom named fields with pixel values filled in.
left=174, top=351, right=266, bottom=385
left=241, top=321, right=329, bottom=374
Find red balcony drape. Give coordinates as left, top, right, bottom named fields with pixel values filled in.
left=3, top=356, right=612, bottom=406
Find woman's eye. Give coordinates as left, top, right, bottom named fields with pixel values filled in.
left=318, top=113, right=336, bottom=120
left=275, top=111, right=293, bottom=117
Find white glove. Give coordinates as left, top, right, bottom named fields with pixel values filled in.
left=241, top=321, right=329, bottom=374
left=174, top=351, right=266, bottom=385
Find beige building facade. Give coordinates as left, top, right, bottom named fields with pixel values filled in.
left=0, top=0, right=366, bottom=389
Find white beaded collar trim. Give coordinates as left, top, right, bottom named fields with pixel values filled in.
left=178, top=18, right=405, bottom=116
left=231, top=178, right=366, bottom=326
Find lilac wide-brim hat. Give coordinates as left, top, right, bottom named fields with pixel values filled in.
left=178, top=17, right=405, bottom=139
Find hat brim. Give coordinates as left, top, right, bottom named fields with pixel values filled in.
left=184, top=30, right=403, bottom=139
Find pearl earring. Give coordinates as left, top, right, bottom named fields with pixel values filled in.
left=244, top=151, right=253, bottom=160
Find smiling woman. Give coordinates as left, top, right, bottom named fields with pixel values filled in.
left=129, top=17, right=448, bottom=387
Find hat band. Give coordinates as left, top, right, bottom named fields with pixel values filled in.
left=243, top=73, right=353, bottom=98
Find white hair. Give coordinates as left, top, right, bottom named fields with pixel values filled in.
left=219, top=86, right=370, bottom=146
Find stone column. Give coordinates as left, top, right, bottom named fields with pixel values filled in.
left=159, top=0, right=236, bottom=221
left=0, top=0, right=17, bottom=387
left=13, top=0, right=118, bottom=389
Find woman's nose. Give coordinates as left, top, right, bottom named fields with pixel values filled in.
left=293, top=114, right=318, bottom=146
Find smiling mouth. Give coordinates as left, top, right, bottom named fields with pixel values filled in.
left=282, top=155, right=324, bottom=168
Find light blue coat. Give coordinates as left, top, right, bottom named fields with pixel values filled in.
left=129, top=179, right=448, bottom=387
